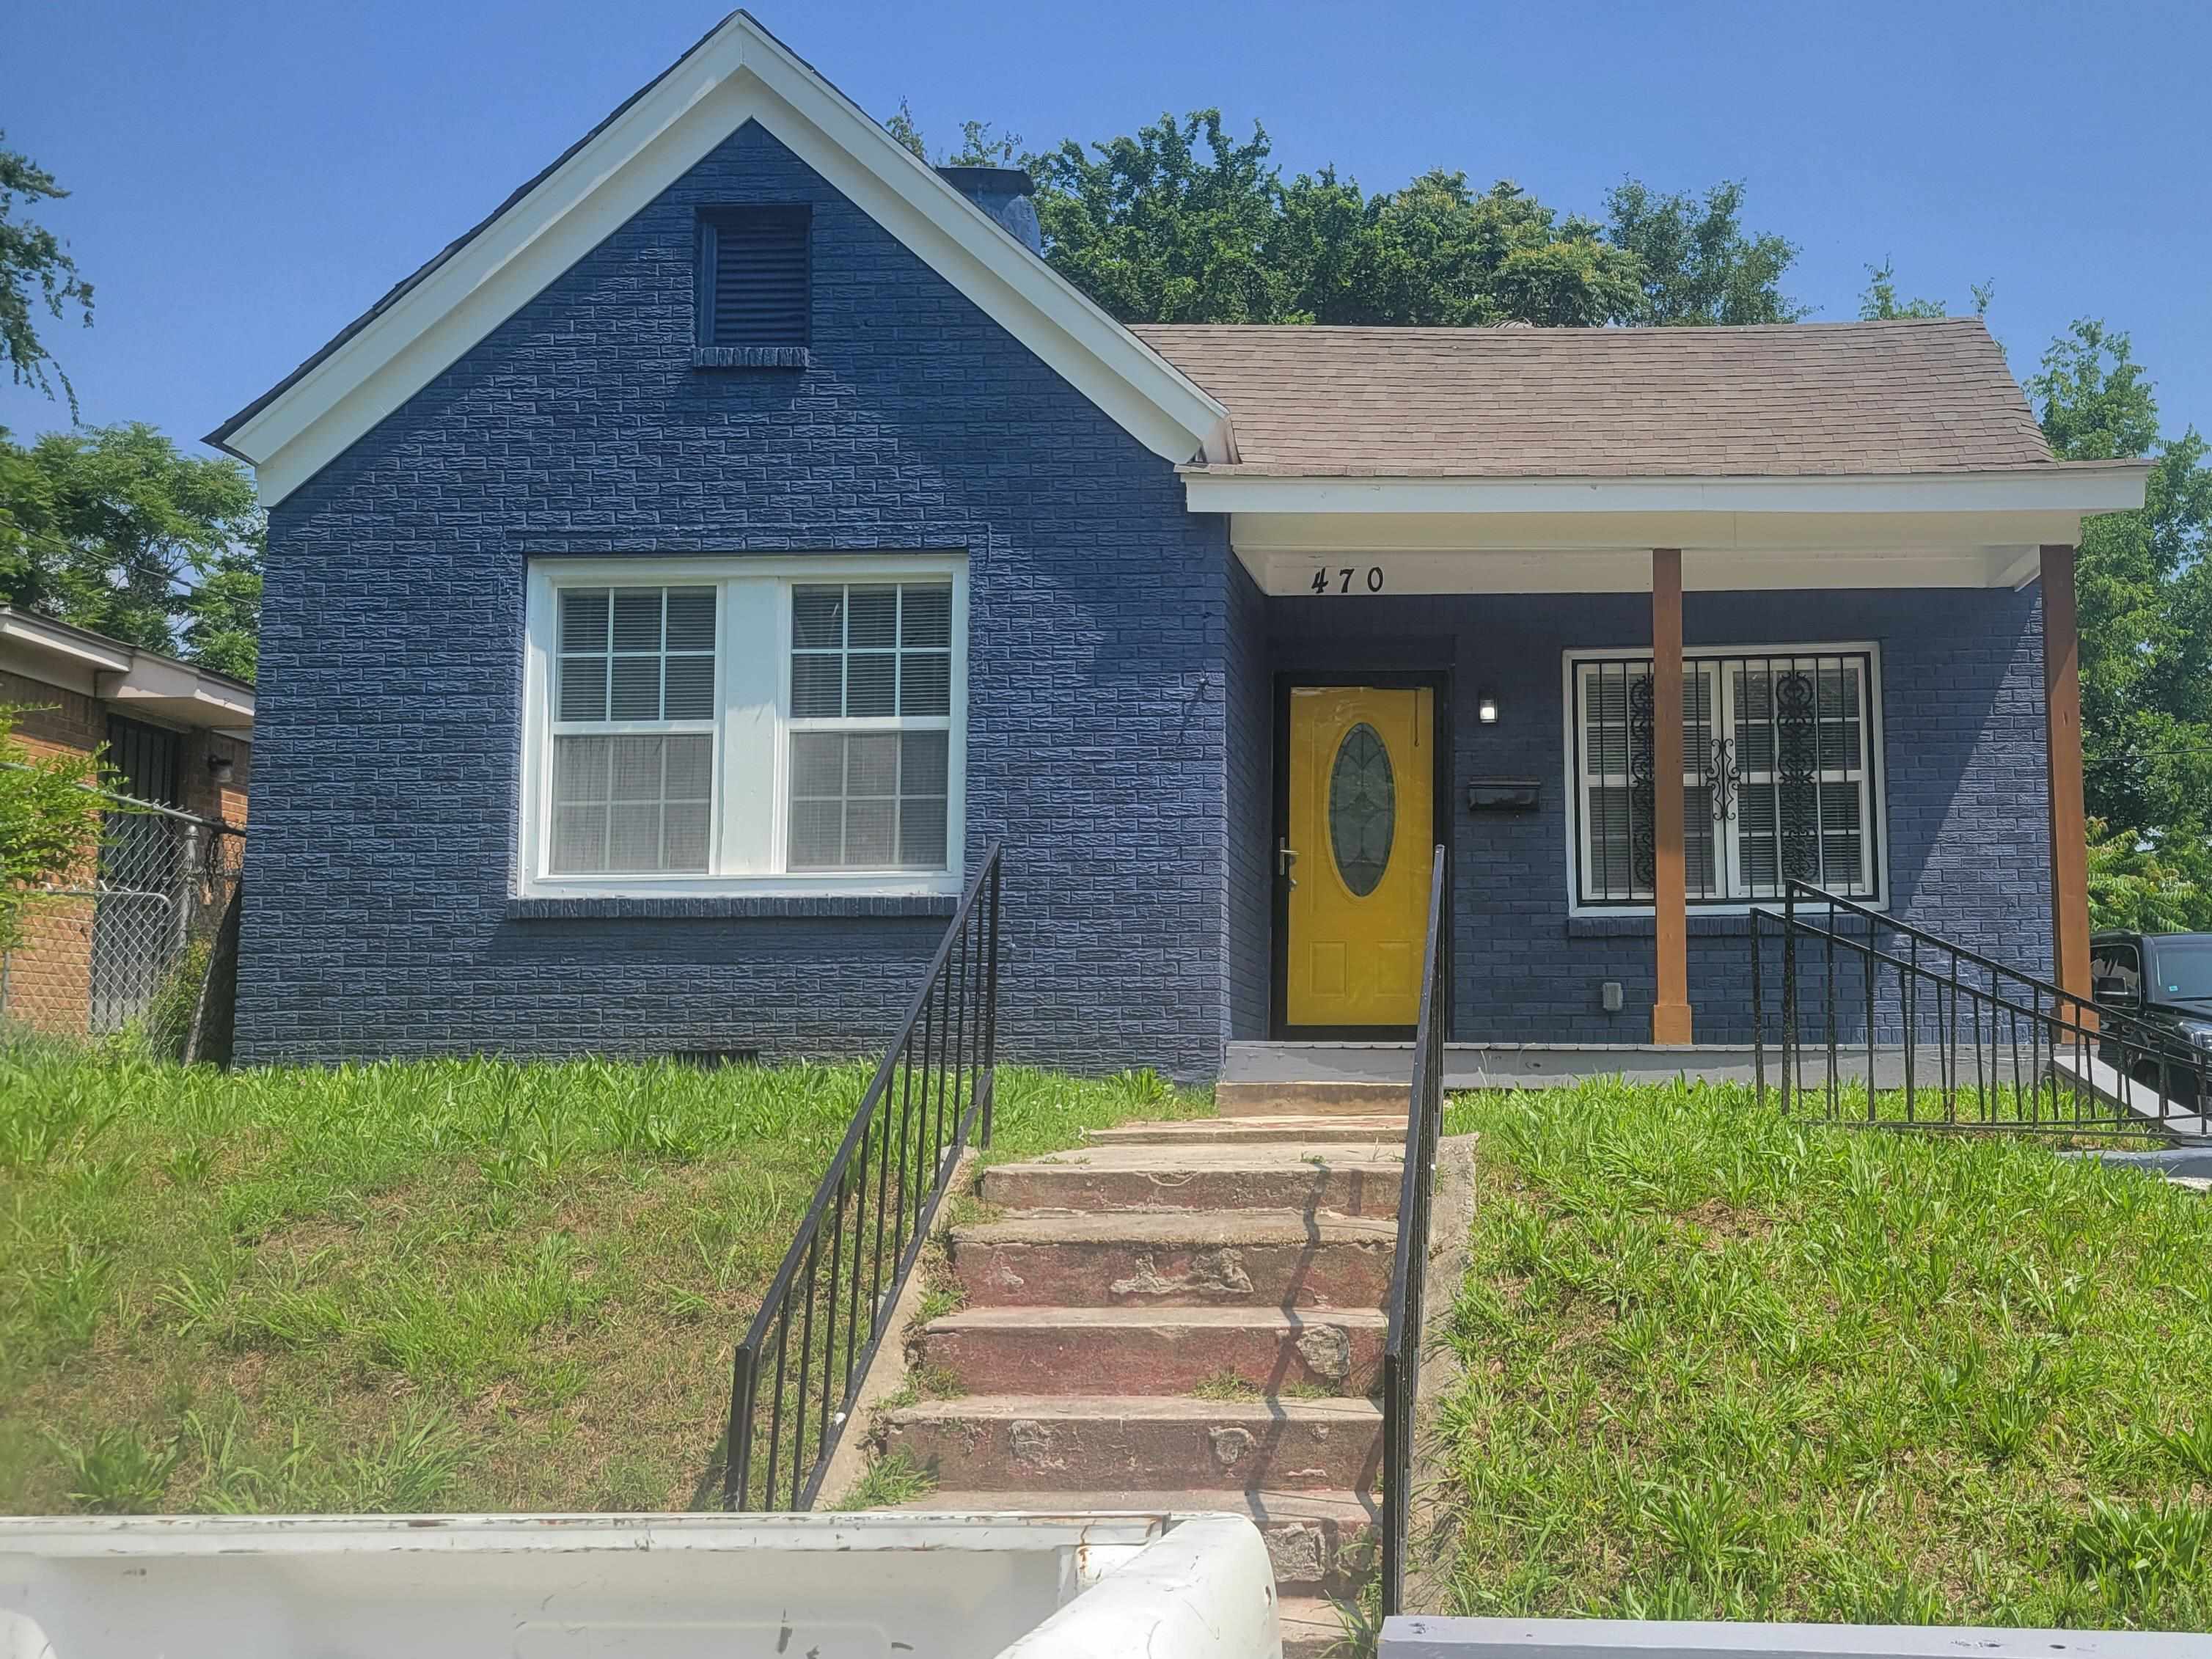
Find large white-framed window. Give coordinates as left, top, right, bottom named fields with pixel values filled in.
left=1561, top=642, right=1886, bottom=912
left=521, top=555, right=967, bottom=896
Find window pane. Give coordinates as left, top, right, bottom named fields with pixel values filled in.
left=846, top=733, right=900, bottom=796
left=901, top=585, right=952, bottom=649
left=791, top=655, right=843, bottom=718
left=664, top=653, right=716, bottom=720
left=552, top=805, right=607, bottom=871
left=846, top=800, right=896, bottom=865
left=790, top=799, right=842, bottom=869
left=553, top=735, right=612, bottom=804
left=560, top=588, right=610, bottom=652
left=901, top=731, right=949, bottom=796
left=900, top=651, right=951, bottom=717
left=664, top=588, right=717, bottom=651
left=791, top=732, right=843, bottom=797
left=846, top=653, right=897, bottom=718
left=792, top=586, right=844, bottom=650
left=609, top=656, right=662, bottom=720
left=665, top=801, right=711, bottom=870
left=900, top=797, right=948, bottom=868
left=607, top=804, right=663, bottom=871
left=611, top=590, right=663, bottom=651
left=557, top=655, right=608, bottom=722
left=665, top=733, right=713, bottom=799
left=847, top=585, right=898, bottom=649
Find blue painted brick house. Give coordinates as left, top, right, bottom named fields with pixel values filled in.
left=210, top=12, right=2145, bottom=1077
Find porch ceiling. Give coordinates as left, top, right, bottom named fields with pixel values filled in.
left=1195, top=463, right=2151, bottom=595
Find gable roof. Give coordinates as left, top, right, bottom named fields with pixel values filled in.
left=1135, top=317, right=2058, bottom=479
left=209, top=10, right=1232, bottom=506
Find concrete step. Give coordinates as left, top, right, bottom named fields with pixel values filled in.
left=1280, top=1594, right=1353, bottom=1658
left=1085, top=1116, right=1407, bottom=1146
left=892, top=1489, right=1374, bottom=1597
left=951, top=1209, right=1398, bottom=1310
left=915, top=1305, right=1387, bottom=1396
left=885, top=1394, right=1381, bottom=1491
left=1215, top=1079, right=1411, bottom=1118
left=978, top=1142, right=1402, bottom=1217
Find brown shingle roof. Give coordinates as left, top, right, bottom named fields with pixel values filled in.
left=1131, top=316, right=2053, bottom=477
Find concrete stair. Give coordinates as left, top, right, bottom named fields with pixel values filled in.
left=913, top=1305, right=1388, bottom=1395
left=978, top=1140, right=1403, bottom=1216
left=869, top=1107, right=1408, bottom=1656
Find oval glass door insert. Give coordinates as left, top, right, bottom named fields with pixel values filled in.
left=1328, top=722, right=1396, bottom=896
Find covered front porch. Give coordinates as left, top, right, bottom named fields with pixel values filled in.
left=1202, top=466, right=2147, bottom=1048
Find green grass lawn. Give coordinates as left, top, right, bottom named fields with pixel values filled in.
left=1437, top=1081, right=2212, bottom=1631
left=0, top=1041, right=1206, bottom=1516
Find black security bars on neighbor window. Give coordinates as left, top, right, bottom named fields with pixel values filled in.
left=722, top=845, right=1002, bottom=1512
left=1381, top=843, right=1450, bottom=1618
left=1751, top=881, right=2210, bottom=1139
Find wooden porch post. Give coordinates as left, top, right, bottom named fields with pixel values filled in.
left=2041, top=543, right=2093, bottom=1001
left=1651, top=548, right=1693, bottom=1043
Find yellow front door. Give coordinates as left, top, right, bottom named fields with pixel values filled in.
left=1284, top=684, right=1435, bottom=1028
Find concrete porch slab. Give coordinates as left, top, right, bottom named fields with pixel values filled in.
left=1225, top=1040, right=1763, bottom=1091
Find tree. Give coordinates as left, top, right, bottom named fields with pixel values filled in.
left=2029, top=320, right=2212, bottom=916
left=0, top=424, right=264, bottom=675
left=1603, top=180, right=1803, bottom=326
left=0, top=136, right=94, bottom=414
left=923, top=104, right=1802, bottom=328
left=0, top=704, right=106, bottom=953
left=1856, top=258, right=1993, bottom=321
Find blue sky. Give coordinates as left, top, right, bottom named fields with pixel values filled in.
left=5, top=0, right=2207, bottom=461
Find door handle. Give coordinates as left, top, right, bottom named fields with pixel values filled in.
left=1278, top=839, right=1299, bottom=887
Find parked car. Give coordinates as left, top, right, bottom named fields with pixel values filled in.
left=2089, top=930, right=2212, bottom=1105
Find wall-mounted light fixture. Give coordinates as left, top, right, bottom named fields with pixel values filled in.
left=1476, top=689, right=1500, bottom=725
left=208, top=752, right=235, bottom=785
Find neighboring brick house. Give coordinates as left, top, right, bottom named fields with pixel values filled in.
left=205, top=13, right=2144, bottom=1075
left=0, top=607, right=252, bottom=1034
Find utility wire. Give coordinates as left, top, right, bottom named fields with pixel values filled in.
left=2, top=521, right=213, bottom=596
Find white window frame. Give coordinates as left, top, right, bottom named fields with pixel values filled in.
left=521, top=554, right=968, bottom=898
left=1559, top=640, right=1887, bottom=917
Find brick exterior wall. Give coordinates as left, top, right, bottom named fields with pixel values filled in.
left=0, top=669, right=251, bottom=1034
left=241, top=121, right=1238, bottom=1076
left=1264, top=585, right=2054, bottom=1043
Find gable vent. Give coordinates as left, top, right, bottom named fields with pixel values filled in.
left=699, top=208, right=810, bottom=359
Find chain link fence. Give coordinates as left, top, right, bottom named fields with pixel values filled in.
left=1, top=786, right=246, bottom=1061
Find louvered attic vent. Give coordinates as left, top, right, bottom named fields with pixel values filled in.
left=695, top=208, right=810, bottom=367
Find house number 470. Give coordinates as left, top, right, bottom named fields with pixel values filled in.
left=1311, top=565, right=1385, bottom=594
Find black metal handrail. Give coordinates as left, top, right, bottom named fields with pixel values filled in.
left=1751, top=879, right=2208, bottom=1138
left=723, top=844, right=1004, bottom=1511
left=1381, top=844, right=1449, bottom=1617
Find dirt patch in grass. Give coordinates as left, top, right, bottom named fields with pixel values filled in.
left=1430, top=1080, right=2212, bottom=1631
left=1, top=1047, right=1211, bottom=1516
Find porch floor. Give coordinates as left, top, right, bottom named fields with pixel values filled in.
left=1225, top=1039, right=1762, bottom=1091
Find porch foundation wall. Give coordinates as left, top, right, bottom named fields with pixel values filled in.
left=1267, top=585, right=2053, bottom=1044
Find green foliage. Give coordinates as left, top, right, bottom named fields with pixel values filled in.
left=0, top=704, right=106, bottom=951
left=0, top=422, right=263, bottom=674
left=890, top=103, right=1799, bottom=329
left=0, top=136, right=94, bottom=414
left=2087, top=818, right=2212, bottom=933
left=1436, top=1080, right=2212, bottom=1630
left=2032, top=322, right=2212, bottom=894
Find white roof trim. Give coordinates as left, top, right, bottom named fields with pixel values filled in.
left=0, top=607, right=254, bottom=730
left=218, top=12, right=1232, bottom=508
left=1180, top=462, right=2153, bottom=518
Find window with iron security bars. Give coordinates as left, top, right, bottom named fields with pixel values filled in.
left=697, top=208, right=809, bottom=355
left=1570, top=647, right=1885, bottom=907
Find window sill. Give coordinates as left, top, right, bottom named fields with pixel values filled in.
left=692, top=345, right=810, bottom=370
left=507, top=893, right=957, bottom=921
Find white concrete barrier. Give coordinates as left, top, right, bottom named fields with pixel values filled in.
left=0, top=1510, right=1282, bottom=1659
